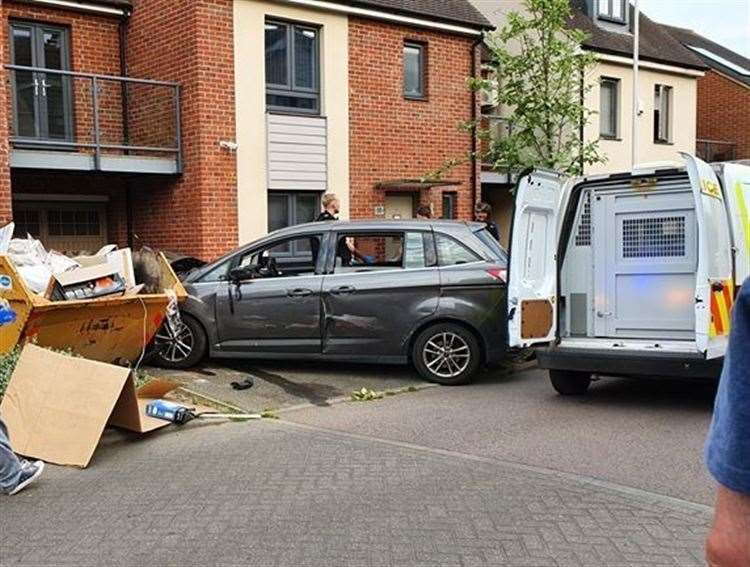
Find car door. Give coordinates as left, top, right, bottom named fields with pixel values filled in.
left=507, top=169, right=570, bottom=348
left=682, top=153, right=734, bottom=359
left=214, top=232, right=325, bottom=355
left=321, top=230, right=439, bottom=358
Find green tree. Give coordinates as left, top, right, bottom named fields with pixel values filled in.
left=473, top=0, right=605, bottom=175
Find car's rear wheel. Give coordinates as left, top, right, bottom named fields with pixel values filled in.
left=413, top=323, right=481, bottom=385
left=549, top=369, right=592, bottom=395
left=152, top=314, right=207, bottom=369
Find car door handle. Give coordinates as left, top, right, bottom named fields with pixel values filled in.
left=287, top=288, right=313, bottom=297
left=330, top=285, right=355, bottom=295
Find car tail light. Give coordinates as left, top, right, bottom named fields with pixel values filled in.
left=486, top=267, right=507, bottom=282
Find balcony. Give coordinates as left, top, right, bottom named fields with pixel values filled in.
left=5, top=65, right=181, bottom=175
left=696, top=139, right=736, bottom=163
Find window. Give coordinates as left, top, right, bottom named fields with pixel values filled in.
left=403, top=42, right=426, bottom=99
left=622, top=216, right=686, bottom=258
left=654, top=85, right=673, bottom=143
left=268, top=192, right=320, bottom=255
left=332, top=232, right=430, bottom=272
left=435, top=233, right=481, bottom=266
left=599, top=77, right=620, bottom=139
left=597, top=0, right=626, bottom=22
left=13, top=209, right=41, bottom=238
left=47, top=209, right=101, bottom=236
left=240, top=234, right=322, bottom=277
left=441, top=193, right=457, bottom=219
left=265, top=20, right=319, bottom=113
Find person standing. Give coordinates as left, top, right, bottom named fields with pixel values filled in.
left=705, top=278, right=750, bottom=566
left=316, top=193, right=341, bottom=222
left=416, top=204, right=432, bottom=220
left=1, top=417, right=44, bottom=496
left=314, top=193, right=364, bottom=266
left=474, top=202, right=500, bottom=241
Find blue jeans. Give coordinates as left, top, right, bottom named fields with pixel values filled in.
left=0, top=417, right=23, bottom=494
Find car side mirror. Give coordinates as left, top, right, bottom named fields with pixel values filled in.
left=229, top=264, right=259, bottom=283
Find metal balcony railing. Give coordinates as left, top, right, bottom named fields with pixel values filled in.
left=5, top=65, right=181, bottom=174
left=696, top=139, right=736, bottom=163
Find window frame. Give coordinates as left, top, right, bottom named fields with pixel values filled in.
left=403, top=41, right=427, bottom=100
left=597, top=0, right=627, bottom=24
left=237, top=233, right=324, bottom=275
left=267, top=191, right=321, bottom=257
left=265, top=19, right=321, bottom=115
left=441, top=192, right=457, bottom=219
left=599, top=76, right=620, bottom=140
left=327, top=230, right=435, bottom=274
left=653, top=84, right=673, bottom=144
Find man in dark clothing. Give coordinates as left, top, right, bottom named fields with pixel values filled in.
left=474, top=202, right=500, bottom=241
left=705, top=278, right=750, bottom=565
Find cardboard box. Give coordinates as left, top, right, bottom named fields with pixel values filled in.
left=48, top=263, right=126, bottom=301
left=0, top=344, right=181, bottom=468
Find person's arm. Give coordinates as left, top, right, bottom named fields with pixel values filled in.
left=345, top=237, right=366, bottom=262
left=707, top=486, right=750, bottom=566
left=705, top=280, right=750, bottom=565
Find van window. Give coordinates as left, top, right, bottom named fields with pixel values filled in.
left=436, top=233, right=481, bottom=266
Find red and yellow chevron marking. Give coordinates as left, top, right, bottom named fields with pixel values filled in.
left=709, top=278, right=735, bottom=338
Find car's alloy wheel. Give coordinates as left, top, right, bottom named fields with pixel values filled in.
left=423, top=332, right=471, bottom=379
left=155, top=321, right=195, bottom=364
left=152, top=314, right=207, bottom=369
left=413, top=323, right=481, bottom=385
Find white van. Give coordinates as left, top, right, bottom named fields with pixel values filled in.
left=507, top=154, right=750, bottom=395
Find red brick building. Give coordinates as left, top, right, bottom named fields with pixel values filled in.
left=666, top=25, right=750, bottom=162
left=0, top=0, right=490, bottom=261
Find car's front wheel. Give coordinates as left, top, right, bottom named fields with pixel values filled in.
left=152, top=314, right=207, bottom=369
left=412, top=323, right=481, bottom=385
left=549, top=369, right=592, bottom=395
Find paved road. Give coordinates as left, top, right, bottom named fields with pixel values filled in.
left=1, top=418, right=710, bottom=566
left=285, top=367, right=717, bottom=506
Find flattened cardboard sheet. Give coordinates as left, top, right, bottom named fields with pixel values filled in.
left=0, top=345, right=179, bottom=468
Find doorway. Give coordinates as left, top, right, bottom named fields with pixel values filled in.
left=591, top=188, right=697, bottom=339
left=10, top=21, right=73, bottom=143
left=384, top=193, right=415, bottom=220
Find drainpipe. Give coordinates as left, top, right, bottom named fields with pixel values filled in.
left=118, top=17, right=134, bottom=249
left=470, top=36, right=483, bottom=207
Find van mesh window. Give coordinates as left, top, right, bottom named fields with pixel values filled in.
left=574, top=193, right=591, bottom=246
left=622, top=216, right=685, bottom=258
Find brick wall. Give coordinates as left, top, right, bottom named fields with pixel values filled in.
left=696, top=70, right=750, bottom=160
left=348, top=18, right=478, bottom=221
left=126, top=0, right=237, bottom=260
left=0, top=1, right=126, bottom=225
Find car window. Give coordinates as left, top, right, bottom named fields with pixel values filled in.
left=238, top=234, right=322, bottom=277
left=197, top=259, right=232, bottom=283
left=332, top=231, right=432, bottom=273
left=474, top=228, right=508, bottom=264
left=435, top=233, right=481, bottom=266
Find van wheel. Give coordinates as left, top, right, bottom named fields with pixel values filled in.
left=153, top=314, right=207, bottom=369
left=413, top=323, right=480, bottom=385
left=549, top=370, right=592, bottom=395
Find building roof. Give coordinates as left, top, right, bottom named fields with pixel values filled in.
left=568, top=0, right=706, bottom=70
left=663, top=25, right=750, bottom=87
left=328, top=0, right=492, bottom=30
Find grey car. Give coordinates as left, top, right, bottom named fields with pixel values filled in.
left=153, top=220, right=508, bottom=385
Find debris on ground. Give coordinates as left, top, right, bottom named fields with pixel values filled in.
left=351, top=387, right=385, bottom=402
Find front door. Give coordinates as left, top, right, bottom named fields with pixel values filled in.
left=321, top=230, right=439, bottom=357
left=10, top=22, right=73, bottom=143
left=592, top=187, right=697, bottom=339
left=215, top=234, right=324, bottom=354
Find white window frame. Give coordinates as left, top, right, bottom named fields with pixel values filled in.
left=599, top=76, right=620, bottom=139
left=597, top=0, right=627, bottom=23
left=654, top=84, right=673, bottom=144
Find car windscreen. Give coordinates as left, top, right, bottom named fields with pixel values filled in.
left=473, top=228, right=508, bottom=265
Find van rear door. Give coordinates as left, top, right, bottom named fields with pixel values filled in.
left=720, top=162, right=750, bottom=284
left=507, top=170, right=568, bottom=347
left=682, top=153, right=734, bottom=358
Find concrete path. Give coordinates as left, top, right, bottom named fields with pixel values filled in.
left=1, top=415, right=710, bottom=566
